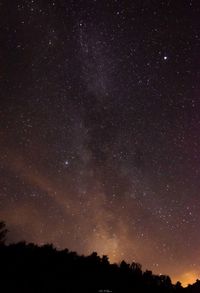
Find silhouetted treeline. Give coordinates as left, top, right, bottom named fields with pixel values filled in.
left=0, top=221, right=199, bottom=293
left=0, top=241, right=196, bottom=293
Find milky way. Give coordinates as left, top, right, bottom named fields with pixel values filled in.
left=1, top=0, right=200, bottom=287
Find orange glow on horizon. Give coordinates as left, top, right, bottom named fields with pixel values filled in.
left=173, top=271, right=199, bottom=288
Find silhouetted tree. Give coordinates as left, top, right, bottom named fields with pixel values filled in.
left=175, top=281, right=183, bottom=292
left=101, top=254, right=109, bottom=266
left=186, top=279, right=200, bottom=293
left=130, top=262, right=142, bottom=275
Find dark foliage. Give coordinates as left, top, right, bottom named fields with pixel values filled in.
left=185, top=280, right=200, bottom=293
left=0, top=222, right=199, bottom=293
left=0, top=241, right=191, bottom=293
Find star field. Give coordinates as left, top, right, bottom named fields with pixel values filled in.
left=0, top=0, right=200, bottom=287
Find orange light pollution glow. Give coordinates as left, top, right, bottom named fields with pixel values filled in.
left=172, top=271, right=199, bottom=288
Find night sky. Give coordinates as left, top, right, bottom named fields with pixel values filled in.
left=1, top=0, right=200, bottom=287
